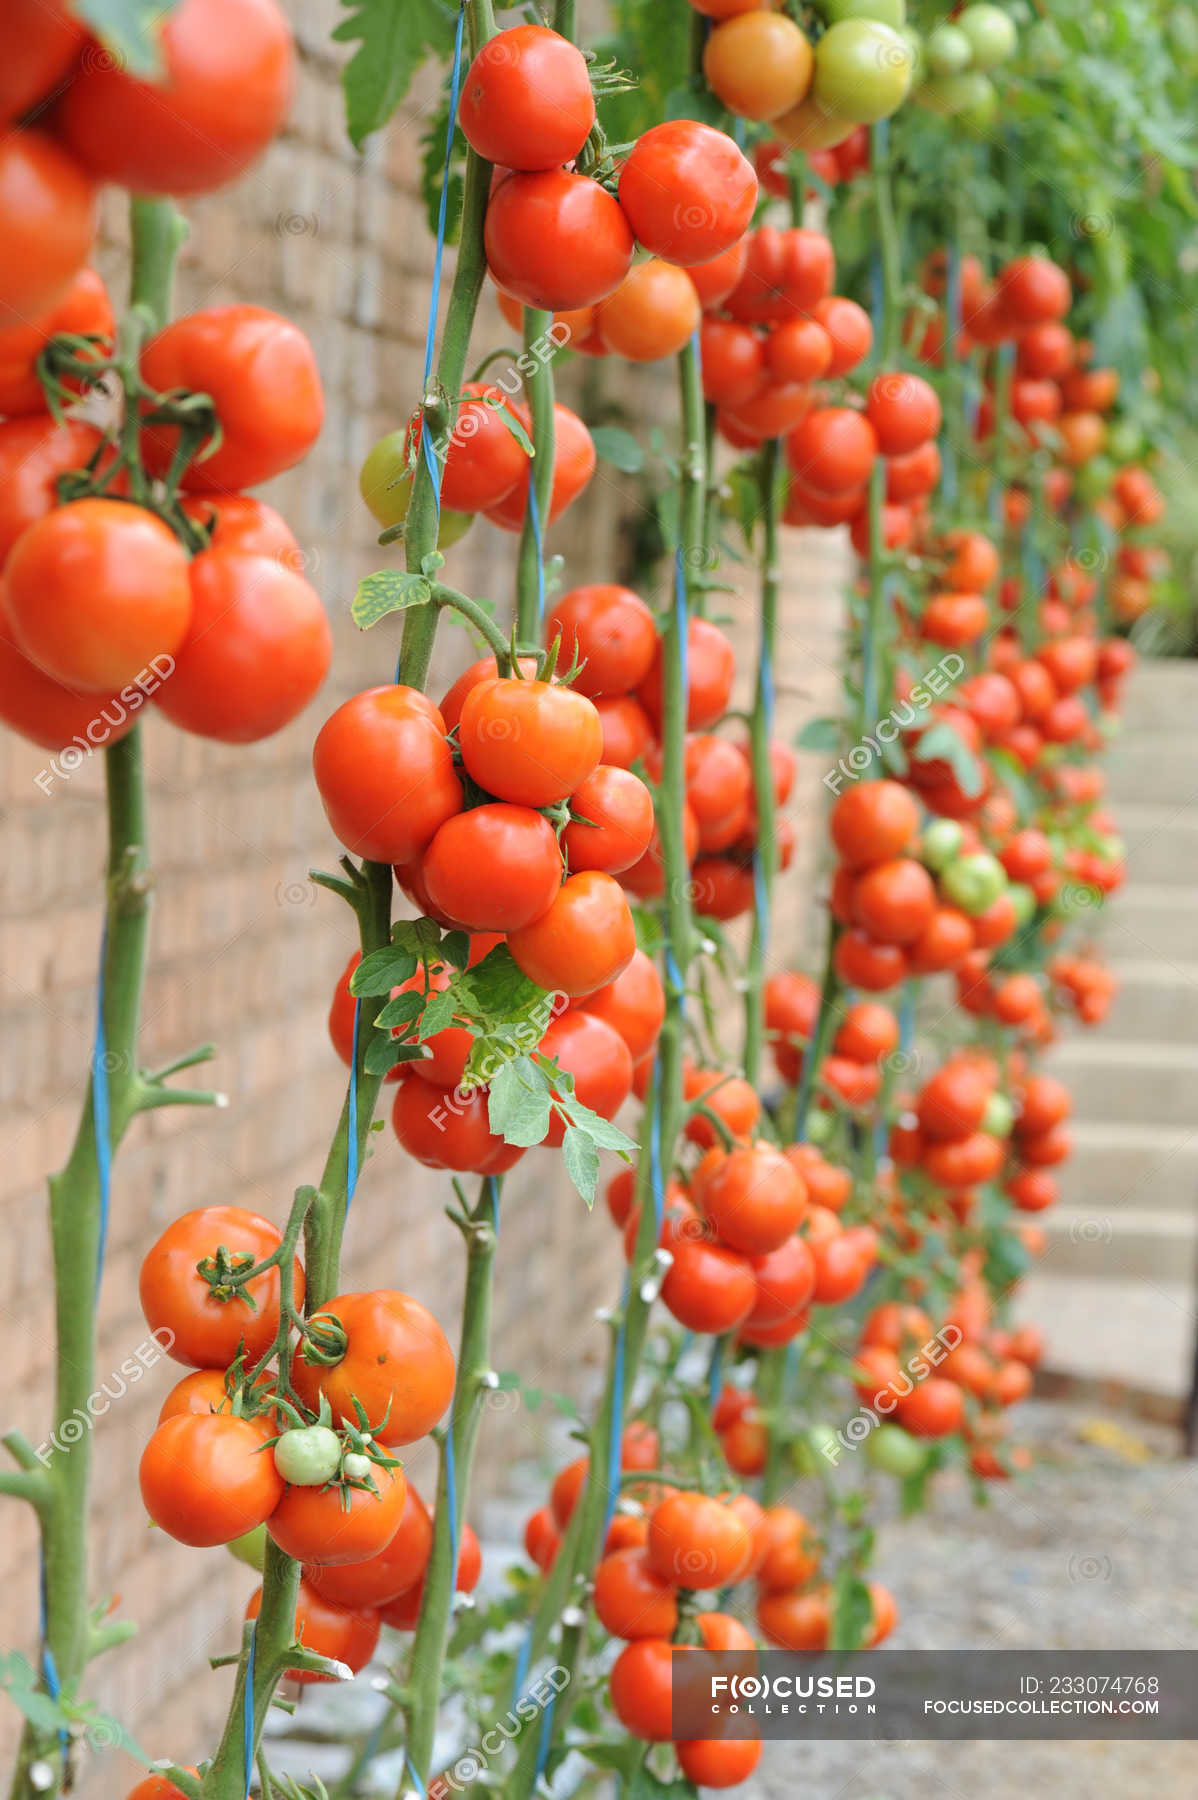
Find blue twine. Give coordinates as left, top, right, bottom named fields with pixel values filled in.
left=38, top=1558, right=67, bottom=1768
left=413, top=0, right=468, bottom=544
left=533, top=1690, right=557, bottom=1783
left=345, top=998, right=362, bottom=1211
left=707, top=1336, right=724, bottom=1411
left=404, top=1750, right=428, bottom=1797
left=242, top=1623, right=256, bottom=1799
left=91, top=923, right=112, bottom=1291
left=486, top=1174, right=500, bottom=1234
left=511, top=1630, right=532, bottom=1708
left=601, top=1274, right=631, bottom=1538
left=527, top=467, right=546, bottom=626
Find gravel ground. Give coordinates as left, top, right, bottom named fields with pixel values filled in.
left=744, top=1400, right=1198, bottom=1800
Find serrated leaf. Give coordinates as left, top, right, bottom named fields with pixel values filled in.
left=350, top=947, right=419, bottom=996
left=588, top=425, right=646, bottom=473
left=563, top=1099, right=635, bottom=1155
left=334, top=0, right=460, bottom=149
left=351, top=569, right=432, bottom=630
left=73, top=0, right=180, bottom=76
left=830, top=1566, right=874, bottom=1652
left=364, top=1034, right=419, bottom=1075
left=561, top=1126, right=601, bottom=1206
left=442, top=930, right=470, bottom=970
left=374, top=990, right=425, bottom=1029
left=393, top=916, right=446, bottom=956
left=488, top=1058, right=553, bottom=1146
left=416, top=983, right=460, bottom=1040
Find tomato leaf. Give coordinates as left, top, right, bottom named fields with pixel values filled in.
left=374, top=990, right=425, bottom=1028
left=350, top=946, right=419, bottom=996
left=441, top=930, right=471, bottom=971
left=830, top=1564, right=874, bottom=1652
left=909, top=719, right=985, bottom=797
left=72, top=0, right=181, bottom=77
left=589, top=426, right=646, bottom=473
left=334, top=0, right=460, bottom=150
left=487, top=1057, right=553, bottom=1147
left=796, top=715, right=842, bottom=751
left=352, top=569, right=433, bottom=630
left=561, top=1126, right=601, bottom=1206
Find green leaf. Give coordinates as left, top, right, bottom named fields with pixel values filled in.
left=910, top=720, right=985, bottom=798
left=588, top=426, right=646, bottom=473
left=830, top=1565, right=874, bottom=1652
left=364, top=1034, right=421, bottom=1075
left=491, top=402, right=535, bottom=456
left=334, top=0, right=460, bottom=149
left=350, top=946, right=419, bottom=996
left=442, top=931, right=471, bottom=970
left=351, top=569, right=432, bottom=630
left=73, top=0, right=181, bottom=76
left=487, top=1058, right=553, bottom=1147
left=374, top=990, right=425, bottom=1029
left=561, top=1127, right=600, bottom=1207
left=796, top=715, right=841, bottom=751
left=393, top=916, right=446, bottom=957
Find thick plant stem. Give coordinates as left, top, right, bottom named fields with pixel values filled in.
left=400, top=1189, right=498, bottom=1787
left=743, top=438, right=782, bottom=1087
left=515, top=306, right=556, bottom=643
left=505, top=338, right=706, bottom=1800
left=869, top=122, right=904, bottom=366
left=7, top=201, right=186, bottom=1800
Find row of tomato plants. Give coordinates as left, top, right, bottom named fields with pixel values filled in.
left=0, top=2, right=1165, bottom=1799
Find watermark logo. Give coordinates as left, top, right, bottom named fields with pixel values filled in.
left=429, top=990, right=570, bottom=1128
left=34, top=1329, right=176, bottom=1464
left=35, top=656, right=175, bottom=795
left=823, top=653, right=964, bottom=795
left=425, top=1666, right=571, bottom=1797
left=823, top=1324, right=963, bottom=1463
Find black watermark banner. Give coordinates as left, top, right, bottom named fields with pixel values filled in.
left=670, top=1651, right=1198, bottom=1740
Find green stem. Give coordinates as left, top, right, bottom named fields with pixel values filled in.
left=869, top=123, right=904, bottom=367
left=515, top=307, right=556, bottom=642
left=743, top=438, right=782, bottom=1087
left=399, top=1188, right=498, bottom=1787
left=7, top=200, right=186, bottom=1800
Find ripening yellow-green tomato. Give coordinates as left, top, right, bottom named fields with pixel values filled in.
left=359, top=430, right=474, bottom=547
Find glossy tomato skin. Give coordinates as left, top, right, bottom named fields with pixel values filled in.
left=157, top=1367, right=254, bottom=1424
left=0, top=268, right=113, bottom=416
left=436, top=381, right=529, bottom=511
left=618, top=121, right=757, bottom=267
left=139, top=1204, right=304, bottom=1368
left=0, top=418, right=104, bottom=569
left=291, top=1290, right=455, bottom=1447
left=140, top=306, right=323, bottom=491
left=125, top=1775, right=200, bottom=1800
left=537, top=1011, right=633, bottom=1147
left=648, top=1491, right=752, bottom=1588
left=692, top=1143, right=806, bottom=1255
left=700, top=318, right=767, bottom=409
left=830, top=779, right=919, bottom=867
left=422, top=804, right=563, bottom=932
left=485, top=170, right=635, bottom=310
left=0, top=129, right=97, bottom=328
left=661, top=1233, right=756, bottom=1334
left=139, top=1412, right=282, bottom=1546
left=269, top=1464, right=407, bottom=1566
left=580, top=950, right=666, bottom=1062
left=638, top=618, right=735, bottom=732
left=313, top=686, right=462, bottom=864
left=609, top=1638, right=676, bottom=1741
left=6, top=498, right=192, bottom=692
left=0, top=0, right=84, bottom=124
left=459, top=25, right=594, bottom=169
left=0, top=624, right=137, bottom=756
left=786, top=405, right=878, bottom=492
left=594, top=694, right=656, bottom=769
left=438, top=653, right=539, bottom=734
left=725, top=225, right=836, bottom=323
left=246, top=1580, right=380, bottom=1684
left=391, top=1076, right=527, bottom=1176
left=56, top=0, right=294, bottom=197
left=154, top=549, right=331, bottom=743
left=459, top=677, right=603, bottom=807
left=676, top=1739, right=763, bottom=1788
left=563, top=765, right=655, bottom=874
left=545, top=584, right=656, bottom=698
left=507, top=870, right=636, bottom=998
left=482, top=402, right=595, bottom=529
left=305, top=1479, right=433, bottom=1608
left=597, top=259, right=701, bottom=362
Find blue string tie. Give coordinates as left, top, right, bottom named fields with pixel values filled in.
left=92, top=922, right=112, bottom=1291
left=345, top=996, right=362, bottom=1210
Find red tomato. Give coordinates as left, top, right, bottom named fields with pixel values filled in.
left=5, top=498, right=191, bottom=692
left=676, top=1738, right=762, bottom=1788
left=812, top=294, right=872, bottom=374
left=851, top=858, right=936, bottom=945
left=422, top=804, right=563, bottom=932
left=683, top=1065, right=761, bottom=1147
left=313, top=686, right=461, bottom=863
left=563, top=765, right=656, bottom=874
left=56, top=0, right=294, bottom=197
left=459, top=676, right=603, bottom=807
left=537, top=1010, right=633, bottom=1147
left=546, top=584, right=656, bottom=697
left=245, top=1581, right=379, bottom=1684
left=685, top=734, right=753, bottom=851
left=0, top=129, right=97, bottom=328
left=580, top=950, right=666, bottom=1062
left=830, top=779, right=919, bottom=867
left=997, top=254, right=1071, bottom=326
left=866, top=371, right=941, bottom=454
left=787, top=405, right=877, bottom=492
left=597, top=258, right=702, bottom=362
left=686, top=236, right=749, bottom=310
left=433, top=381, right=530, bottom=512
left=0, top=623, right=135, bottom=756
left=290, top=1290, right=455, bottom=1447
left=618, top=121, right=757, bottom=266
left=648, top=1490, right=752, bottom=1588
left=139, top=1203, right=304, bottom=1368
left=637, top=617, right=735, bottom=732
left=153, top=548, right=331, bottom=742
left=508, top=870, right=636, bottom=998
left=834, top=929, right=907, bottom=991
left=0, top=418, right=104, bottom=569
left=594, top=1547, right=679, bottom=1640
left=661, top=1232, right=756, bottom=1336
left=609, top=1638, right=676, bottom=1741
left=139, top=1412, right=281, bottom=1546
left=725, top=225, right=836, bottom=322
left=269, top=1464, right=407, bottom=1566
left=766, top=316, right=833, bottom=384
left=458, top=25, right=594, bottom=171
left=140, top=306, right=322, bottom=492
left=692, top=1142, right=806, bottom=1255
left=482, top=402, right=595, bottom=529
left=0, top=268, right=113, bottom=416
left=305, top=1480, right=433, bottom=1609
left=438, top=653, right=540, bottom=734
left=485, top=170, right=635, bottom=310
left=391, top=1077, right=526, bottom=1177
left=0, top=0, right=83, bottom=122
left=700, top=317, right=767, bottom=409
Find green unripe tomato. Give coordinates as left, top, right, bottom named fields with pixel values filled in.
left=274, top=1425, right=342, bottom=1487
left=342, top=1451, right=373, bottom=1482
left=1007, top=882, right=1036, bottom=929
left=814, top=20, right=914, bottom=124
left=1024, top=18, right=1067, bottom=73
left=921, top=818, right=965, bottom=873
left=866, top=1423, right=928, bottom=1478
left=227, top=1524, right=267, bottom=1572
left=794, top=1421, right=842, bottom=1475
left=957, top=4, right=1017, bottom=70
left=925, top=22, right=972, bottom=75
left=916, top=72, right=971, bottom=115
left=982, top=1090, right=1014, bottom=1139
left=823, top=0, right=906, bottom=27
left=1105, top=421, right=1143, bottom=462
left=955, top=70, right=999, bottom=132
left=805, top=1108, right=834, bottom=1147
left=359, top=430, right=474, bottom=547
left=941, top=851, right=1007, bottom=916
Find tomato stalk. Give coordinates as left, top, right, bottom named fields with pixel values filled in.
left=515, top=305, right=556, bottom=644
left=742, top=436, right=783, bottom=1087
left=3, top=198, right=231, bottom=1800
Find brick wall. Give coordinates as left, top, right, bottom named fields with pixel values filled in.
left=0, top=9, right=847, bottom=1789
